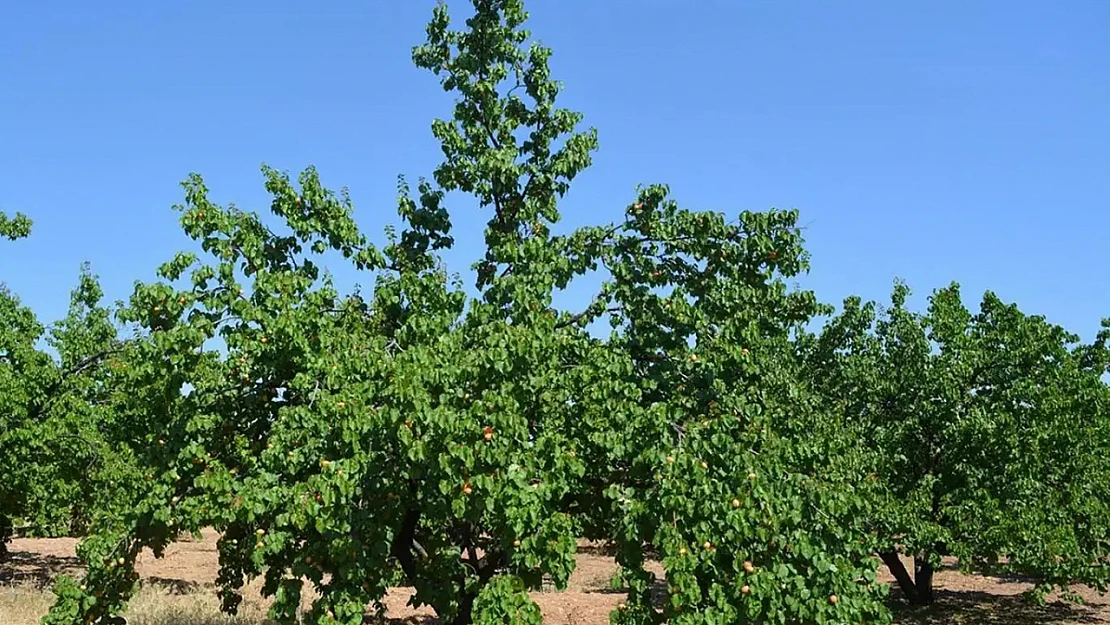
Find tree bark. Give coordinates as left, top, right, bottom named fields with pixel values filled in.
left=914, top=555, right=935, bottom=605
left=880, top=550, right=937, bottom=605
left=879, top=551, right=918, bottom=604
left=449, top=593, right=475, bottom=625
left=390, top=490, right=421, bottom=583
left=0, top=514, right=12, bottom=564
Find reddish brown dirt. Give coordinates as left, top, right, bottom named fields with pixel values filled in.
left=2, top=531, right=1107, bottom=624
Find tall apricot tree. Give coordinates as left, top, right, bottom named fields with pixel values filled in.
left=45, top=2, right=900, bottom=625
left=805, top=281, right=1110, bottom=606
left=44, top=1, right=605, bottom=622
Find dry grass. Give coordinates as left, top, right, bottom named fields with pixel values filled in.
left=0, top=585, right=54, bottom=625
left=0, top=583, right=274, bottom=625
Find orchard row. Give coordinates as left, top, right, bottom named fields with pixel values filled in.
left=2, top=1, right=1108, bottom=624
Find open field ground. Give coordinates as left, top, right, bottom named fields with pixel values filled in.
left=2, top=530, right=1107, bottom=625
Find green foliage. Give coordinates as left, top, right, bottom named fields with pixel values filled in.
left=13, top=2, right=1107, bottom=625
left=0, top=210, right=33, bottom=240
left=46, top=2, right=601, bottom=623
left=40, top=2, right=895, bottom=623
left=805, top=281, right=1110, bottom=604
left=568, top=196, right=891, bottom=625
left=0, top=234, right=138, bottom=562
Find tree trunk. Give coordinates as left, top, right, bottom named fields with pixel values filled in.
left=879, top=551, right=918, bottom=604
left=0, top=514, right=12, bottom=564
left=914, top=555, right=935, bottom=605
left=449, top=592, right=476, bottom=625
left=880, top=550, right=937, bottom=605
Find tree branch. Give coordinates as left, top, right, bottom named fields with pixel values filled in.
left=28, top=347, right=124, bottom=421
left=555, top=304, right=623, bottom=330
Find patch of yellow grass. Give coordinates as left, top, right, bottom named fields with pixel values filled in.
left=0, top=585, right=53, bottom=625
left=0, top=583, right=276, bottom=625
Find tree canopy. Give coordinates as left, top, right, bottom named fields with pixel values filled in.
left=1, top=220, right=135, bottom=563
left=0, top=2, right=1105, bottom=625
left=804, top=282, right=1110, bottom=604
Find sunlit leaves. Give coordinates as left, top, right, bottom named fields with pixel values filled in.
left=23, top=1, right=1109, bottom=625
left=806, top=281, right=1110, bottom=604
left=0, top=210, right=32, bottom=240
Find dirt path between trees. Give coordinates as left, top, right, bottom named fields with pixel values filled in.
left=2, top=530, right=1107, bottom=624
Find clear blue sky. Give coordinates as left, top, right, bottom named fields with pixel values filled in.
left=2, top=1, right=1108, bottom=339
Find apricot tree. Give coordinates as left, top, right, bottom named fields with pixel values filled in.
left=44, top=1, right=603, bottom=622
left=805, top=282, right=1110, bottom=606
left=1, top=216, right=135, bottom=563
left=43, top=2, right=917, bottom=625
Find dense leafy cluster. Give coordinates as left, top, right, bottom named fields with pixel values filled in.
left=0, top=211, right=32, bottom=241
left=1, top=215, right=139, bottom=563
left=804, top=283, right=1110, bottom=605
left=1, top=2, right=1107, bottom=624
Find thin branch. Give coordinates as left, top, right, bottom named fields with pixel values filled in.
left=555, top=304, right=623, bottom=330
left=29, top=347, right=124, bottom=420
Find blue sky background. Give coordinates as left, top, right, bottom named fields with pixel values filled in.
left=2, top=1, right=1108, bottom=339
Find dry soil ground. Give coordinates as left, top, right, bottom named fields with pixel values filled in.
left=1, top=530, right=1107, bottom=624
